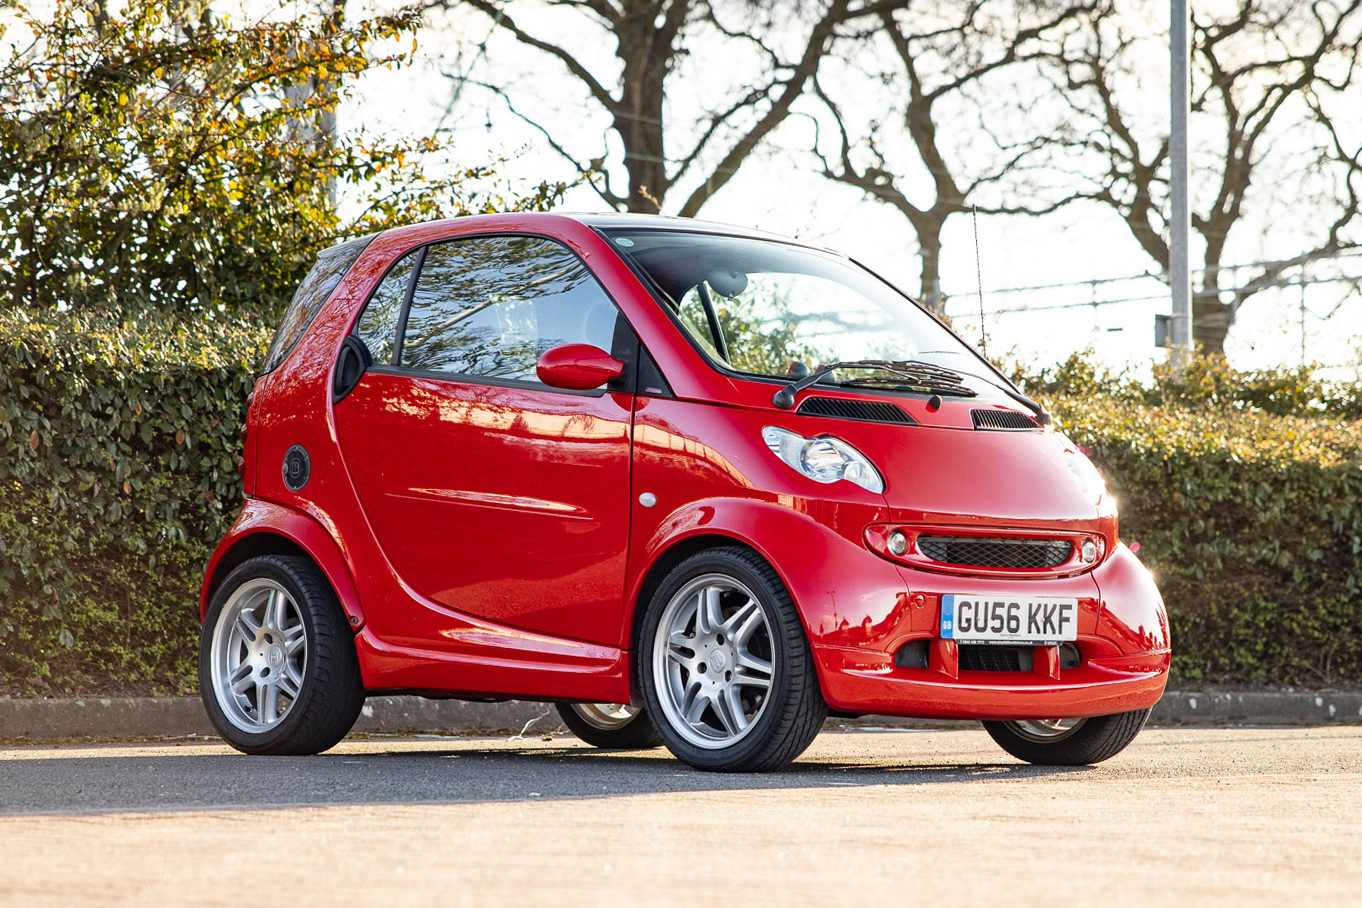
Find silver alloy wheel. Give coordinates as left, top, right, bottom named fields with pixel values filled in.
left=652, top=573, right=775, bottom=749
left=209, top=578, right=308, bottom=733
left=570, top=703, right=641, bottom=730
left=1008, top=717, right=1087, bottom=741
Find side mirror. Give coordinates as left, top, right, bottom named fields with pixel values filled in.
left=536, top=343, right=625, bottom=391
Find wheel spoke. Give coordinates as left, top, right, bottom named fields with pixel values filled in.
left=732, top=670, right=771, bottom=692
left=283, top=622, right=306, bottom=656
left=735, top=646, right=773, bottom=677
left=713, top=686, right=747, bottom=736
left=681, top=679, right=708, bottom=724
left=702, top=587, right=725, bottom=636
left=723, top=598, right=760, bottom=641
left=667, top=641, right=698, bottom=673
left=259, top=680, right=280, bottom=724
left=264, top=590, right=285, bottom=631
left=279, top=668, right=301, bottom=699
left=235, top=609, right=260, bottom=642
left=229, top=662, right=254, bottom=695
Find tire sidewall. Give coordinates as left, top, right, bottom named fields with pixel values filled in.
left=636, top=549, right=801, bottom=770
left=199, top=556, right=328, bottom=753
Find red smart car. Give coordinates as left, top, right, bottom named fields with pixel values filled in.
left=198, top=213, right=1170, bottom=771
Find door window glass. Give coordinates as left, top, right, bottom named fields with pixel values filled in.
left=399, top=236, right=620, bottom=382
left=354, top=249, right=419, bottom=366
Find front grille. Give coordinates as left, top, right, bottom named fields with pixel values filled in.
left=959, top=645, right=1033, bottom=672
left=971, top=408, right=1040, bottom=430
left=797, top=397, right=917, bottom=425
left=918, top=535, right=1072, bottom=570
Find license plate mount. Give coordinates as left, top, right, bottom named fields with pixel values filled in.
left=940, top=594, right=1079, bottom=645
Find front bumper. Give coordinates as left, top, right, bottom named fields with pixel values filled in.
left=810, top=544, right=1170, bottom=720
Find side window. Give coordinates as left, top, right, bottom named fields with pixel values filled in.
left=354, top=249, right=419, bottom=365
left=261, top=233, right=374, bottom=374
left=399, top=236, right=621, bottom=383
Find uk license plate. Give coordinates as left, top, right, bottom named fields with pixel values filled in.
left=940, top=595, right=1079, bottom=644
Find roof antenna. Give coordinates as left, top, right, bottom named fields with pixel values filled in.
left=972, top=204, right=988, bottom=358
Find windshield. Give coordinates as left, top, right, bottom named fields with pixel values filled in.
left=601, top=229, right=985, bottom=383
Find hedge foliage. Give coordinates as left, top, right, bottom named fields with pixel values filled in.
left=0, top=309, right=266, bottom=693
left=2, top=329, right=1360, bottom=694
left=1026, top=354, right=1362, bottom=686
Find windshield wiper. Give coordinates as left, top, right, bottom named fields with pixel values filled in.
left=772, top=360, right=972, bottom=409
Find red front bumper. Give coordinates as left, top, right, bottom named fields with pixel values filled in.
left=809, top=544, right=1171, bottom=720
left=815, top=643, right=1169, bottom=720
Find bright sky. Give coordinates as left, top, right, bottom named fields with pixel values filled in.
left=337, top=1, right=1360, bottom=380
left=14, top=0, right=1354, bottom=377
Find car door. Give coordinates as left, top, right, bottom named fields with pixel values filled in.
left=332, top=233, right=636, bottom=646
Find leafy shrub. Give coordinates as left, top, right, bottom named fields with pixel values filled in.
left=4, top=334, right=1361, bottom=693
left=0, top=309, right=265, bottom=693
left=1032, top=354, right=1362, bottom=686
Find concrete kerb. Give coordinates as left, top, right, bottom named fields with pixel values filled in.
left=1, top=690, right=1359, bottom=743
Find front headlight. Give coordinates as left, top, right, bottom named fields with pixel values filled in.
left=761, top=426, right=885, bottom=494
left=1062, top=447, right=1107, bottom=505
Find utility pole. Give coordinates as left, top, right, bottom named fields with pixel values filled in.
left=1169, top=0, right=1192, bottom=370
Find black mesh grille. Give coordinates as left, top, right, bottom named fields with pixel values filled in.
left=918, top=535, right=1072, bottom=569
left=971, top=409, right=1041, bottom=431
left=959, top=645, right=1033, bottom=672
left=797, top=397, right=917, bottom=425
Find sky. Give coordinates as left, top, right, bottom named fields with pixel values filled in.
left=332, top=1, right=1361, bottom=381
left=16, top=0, right=1352, bottom=378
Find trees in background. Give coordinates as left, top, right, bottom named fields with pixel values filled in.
left=434, top=0, right=898, bottom=216
left=439, top=0, right=1362, bottom=354
left=1041, top=0, right=1362, bottom=354
left=813, top=1, right=1095, bottom=315
left=0, top=0, right=563, bottom=320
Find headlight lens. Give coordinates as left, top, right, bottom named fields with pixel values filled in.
left=1062, top=448, right=1107, bottom=505
left=761, top=426, right=885, bottom=494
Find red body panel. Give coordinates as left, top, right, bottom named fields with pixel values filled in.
left=202, top=212, right=1170, bottom=721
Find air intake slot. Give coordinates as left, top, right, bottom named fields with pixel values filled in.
left=959, top=645, right=1034, bottom=672
left=797, top=397, right=917, bottom=425
left=971, top=409, right=1040, bottom=431
left=918, top=535, right=1072, bottom=570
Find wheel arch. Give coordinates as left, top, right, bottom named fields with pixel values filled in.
left=624, top=527, right=812, bottom=704
left=200, top=499, right=365, bottom=630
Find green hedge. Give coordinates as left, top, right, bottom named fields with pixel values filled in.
left=0, top=309, right=266, bottom=694
left=2, top=324, right=1360, bottom=694
left=1028, top=354, right=1362, bottom=686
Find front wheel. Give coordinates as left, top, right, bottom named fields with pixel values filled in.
left=982, top=708, right=1152, bottom=765
left=199, top=555, right=365, bottom=755
left=637, top=547, right=827, bottom=772
left=554, top=703, right=662, bottom=749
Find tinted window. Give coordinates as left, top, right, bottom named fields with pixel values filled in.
left=399, top=236, right=620, bottom=382
left=354, top=249, right=419, bottom=365
left=261, top=234, right=374, bottom=374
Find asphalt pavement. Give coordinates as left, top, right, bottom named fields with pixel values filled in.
left=1, top=726, right=1358, bottom=907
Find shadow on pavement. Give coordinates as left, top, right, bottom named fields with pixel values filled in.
left=0, top=739, right=1092, bottom=816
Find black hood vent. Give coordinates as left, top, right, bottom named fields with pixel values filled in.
left=797, top=397, right=917, bottom=425
left=972, top=408, right=1041, bottom=431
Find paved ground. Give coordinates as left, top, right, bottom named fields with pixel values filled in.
left=1, top=726, right=1359, bottom=907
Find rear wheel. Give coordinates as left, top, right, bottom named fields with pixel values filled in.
left=200, top=555, right=365, bottom=755
left=637, top=547, right=826, bottom=772
left=554, top=703, right=662, bottom=749
left=982, top=708, right=1151, bottom=765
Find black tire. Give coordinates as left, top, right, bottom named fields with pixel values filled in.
left=982, top=708, right=1152, bottom=765
left=554, top=703, right=663, bottom=749
left=199, top=555, right=365, bottom=755
left=636, top=546, right=827, bottom=772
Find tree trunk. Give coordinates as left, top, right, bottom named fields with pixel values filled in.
left=1192, top=291, right=1233, bottom=355
left=918, top=230, right=944, bottom=316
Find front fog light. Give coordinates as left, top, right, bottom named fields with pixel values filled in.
left=888, top=531, right=908, bottom=556
left=761, top=426, right=885, bottom=494
left=1081, top=540, right=1098, bottom=563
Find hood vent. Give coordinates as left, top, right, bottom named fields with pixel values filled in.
left=797, top=397, right=917, bottom=425
left=972, top=408, right=1041, bottom=431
